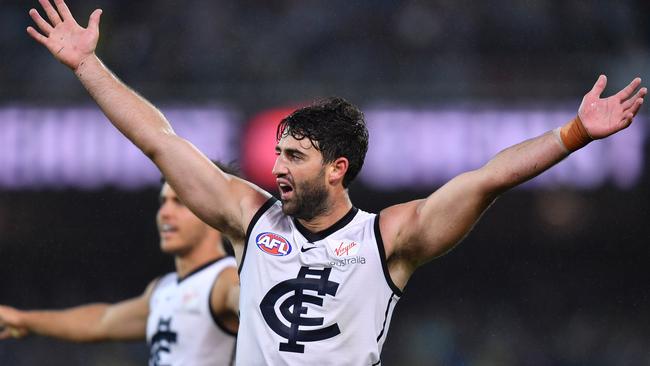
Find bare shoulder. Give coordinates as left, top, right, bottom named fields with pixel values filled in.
left=141, top=276, right=163, bottom=304
left=222, top=175, right=274, bottom=240
left=210, top=266, right=239, bottom=307
left=235, top=177, right=273, bottom=214
left=378, top=199, right=424, bottom=258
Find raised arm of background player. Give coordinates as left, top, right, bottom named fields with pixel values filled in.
left=0, top=273, right=239, bottom=341
left=381, top=75, right=646, bottom=289
left=0, top=280, right=155, bottom=342
left=26, top=0, right=268, bottom=242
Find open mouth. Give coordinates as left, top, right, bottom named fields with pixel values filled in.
left=278, top=181, right=294, bottom=199
left=279, top=183, right=293, bottom=194
left=160, top=223, right=178, bottom=236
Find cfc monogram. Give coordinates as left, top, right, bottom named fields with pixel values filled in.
left=259, top=267, right=341, bottom=353
left=149, top=317, right=178, bottom=366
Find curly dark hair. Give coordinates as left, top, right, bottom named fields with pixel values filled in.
left=276, top=97, right=369, bottom=188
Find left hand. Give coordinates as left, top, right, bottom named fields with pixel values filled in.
left=578, top=75, right=647, bottom=139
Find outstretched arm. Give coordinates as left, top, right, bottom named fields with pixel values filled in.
left=0, top=280, right=156, bottom=342
left=382, top=76, right=646, bottom=287
left=26, top=0, right=269, bottom=239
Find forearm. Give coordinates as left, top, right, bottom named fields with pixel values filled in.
left=481, top=130, right=568, bottom=194
left=22, top=303, right=111, bottom=342
left=73, top=55, right=248, bottom=229
left=74, top=54, right=175, bottom=159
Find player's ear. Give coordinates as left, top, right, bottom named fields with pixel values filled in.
left=328, top=157, right=349, bottom=185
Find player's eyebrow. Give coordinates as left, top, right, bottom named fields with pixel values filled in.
left=276, top=146, right=306, bottom=157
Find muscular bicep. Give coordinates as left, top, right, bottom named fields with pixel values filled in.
left=152, top=136, right=271, bottom=238
left=96, top=279, right=158, bottom=341
left=387, top=169, right=497, bottom=267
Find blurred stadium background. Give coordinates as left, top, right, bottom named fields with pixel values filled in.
left=1, top=0, right=649, bottom=365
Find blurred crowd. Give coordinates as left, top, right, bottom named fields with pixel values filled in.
left=1, top=1, right=649, bottom=365
left=2, top=0, right=649, bottom=104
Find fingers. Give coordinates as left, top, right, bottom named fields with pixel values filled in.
left=53, top=0, right=74, bottom=22
left=588, top=74, right=608, bottom=98
left=29, top=8, right=53, bottom=36
left=26, top=26, right=49, bottom=46
left=88, top=9, right=103, bottom=32
left=621, top=87, right=647, bottom=110
left=627, top=98, right=644, bottom=119
left=0, top=326, right=25, bottom=340
left=38, top=0, right=62, bottom=26
left=0, top=328, right=10, bottom=340
left=619, top=98, right=644, bottom=129
left=0, top=326, right=16, bottom=340
left=615, top=77, right=642, bottom=102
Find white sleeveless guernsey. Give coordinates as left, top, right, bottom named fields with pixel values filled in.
left=237, top=199, right=402, bottom=366
left=147, top=257, right=238, bottom=366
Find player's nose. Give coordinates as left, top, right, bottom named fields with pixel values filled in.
left=157, top=201, right=174, bottom=219
left=271, top=156, right=288, bottom=176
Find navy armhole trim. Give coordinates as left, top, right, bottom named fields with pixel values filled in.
left=177, top=257, right=222, bottom=284
left=208, top=267, right=238, bottom=337
left=239, top=196, right=278, bottom=275
left=374, top=214, right=403, bottom=297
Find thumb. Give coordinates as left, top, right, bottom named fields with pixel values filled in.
left=587, top=74, right=607, bottom=98
left=88, top=9, right=102, bottom=31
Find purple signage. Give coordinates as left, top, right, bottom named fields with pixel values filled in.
left=0, top=106, right=239, bottom=189
left=0, top=106, right=646, bottom=190
left=362, top=108, right=646, bottom=189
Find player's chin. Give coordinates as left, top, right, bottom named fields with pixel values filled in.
left=280, top=200, right=298, bottom=216
left=160, top=241, right=181, bottom=254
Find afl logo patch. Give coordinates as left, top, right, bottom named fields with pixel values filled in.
left=256, top=232, right=292, bottom=256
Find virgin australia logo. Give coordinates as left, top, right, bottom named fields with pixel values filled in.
left=328, top=239, right=361, bottom=257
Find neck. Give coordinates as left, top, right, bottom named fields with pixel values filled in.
left=296, top=192, right=353, bottom=232
left=174, top=235, right=224, bottom=279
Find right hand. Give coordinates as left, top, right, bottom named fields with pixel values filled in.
left=26, top=0, right=103, bottom=71
left=578, top=75, right=646, bottom=139
left=0, top=305, right=29, bottom=340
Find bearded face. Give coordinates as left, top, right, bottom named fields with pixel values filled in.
left=280, top=166, right=330, bottom=220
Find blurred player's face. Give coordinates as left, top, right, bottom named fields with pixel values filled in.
left=156, top=183, right=211, bottom=255
left=273, top=135, right=330, bottom=220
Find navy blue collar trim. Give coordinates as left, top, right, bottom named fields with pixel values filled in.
left=293, top=207, right=359, bottom=242
left=177, top=257, right=224, bottom=284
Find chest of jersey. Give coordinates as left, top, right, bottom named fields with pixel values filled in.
left=238, top=202, right=400, bottom=365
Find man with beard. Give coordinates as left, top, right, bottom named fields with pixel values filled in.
left=0, top=166, right=240, bottom=366
left=25, top=1, right=646, bottom=364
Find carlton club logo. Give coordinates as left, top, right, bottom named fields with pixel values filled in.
left=256, top=232, right=292, bottom=256
left=260, top=266, right=340, bottom=353
left=149, top=317, right=177, bottom=366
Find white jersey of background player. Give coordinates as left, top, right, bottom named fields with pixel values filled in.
left=0, top=180, right=240, bottom=366
left=23, top=0, right=647, bottom=364
left=148, top=256, right=237, bottom=366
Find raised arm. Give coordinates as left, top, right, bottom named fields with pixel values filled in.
left=382, top=76, right=646, bottom=287
left=0, top=279, right=158, bottom=342
left=26, top=0, right=269, bottom=238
